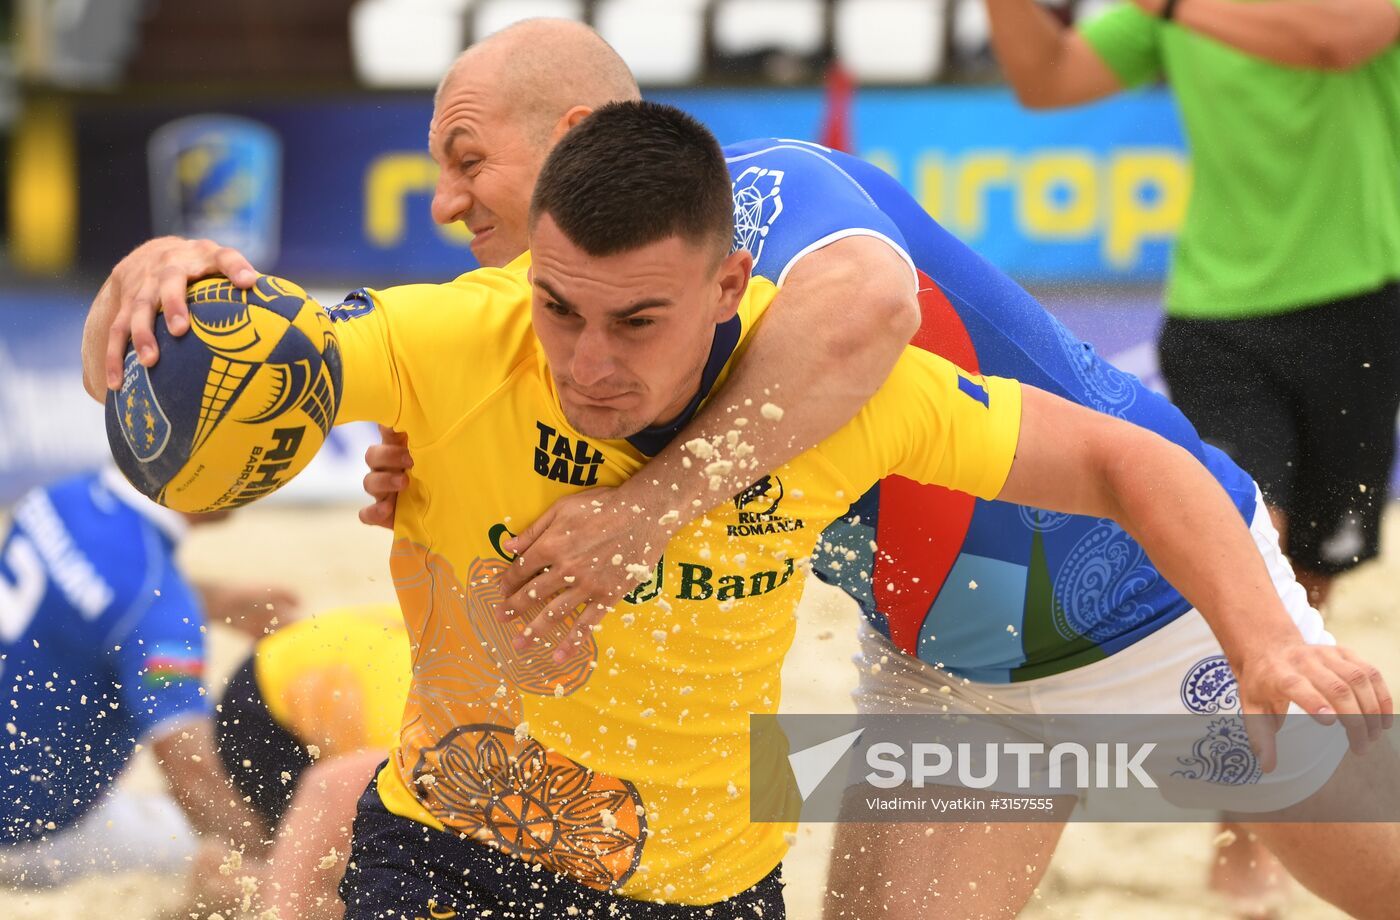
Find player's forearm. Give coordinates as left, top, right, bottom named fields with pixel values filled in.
left=985, top=0, right=1085, bottom=106
left=1169, top=0, right=1400, bottom=70
left=154, top=720, right=270, bottom=852
left=636, top=237, right=919, bottom=524
left=195, top=580, right=297, bottom=639
left=1098, top=429, right=1304, bottom=668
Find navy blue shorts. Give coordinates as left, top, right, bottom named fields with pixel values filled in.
left=1159, top=281, right=1400, bottom=575
left=214, top=654, right=311, bottom=826
left=339, top=770, right=786, bottom=919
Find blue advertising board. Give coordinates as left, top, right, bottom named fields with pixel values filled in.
left=659, top=89, right=1187, bottom=283
left=72, top=87, right=1187, bottom=286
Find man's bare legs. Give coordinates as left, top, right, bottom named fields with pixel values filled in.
left=1206, top=506, right=1330, bottom=919
left=1209, top=823, right=1292, bottom=919
left=822, top=788, right=1073, bottom=920
left=262, top=749, right=387, bottom=920
left=1239, top=746, right=1400, bottom=920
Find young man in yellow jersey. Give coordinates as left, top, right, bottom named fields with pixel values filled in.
left=86, top=100, right=1392, bottom=919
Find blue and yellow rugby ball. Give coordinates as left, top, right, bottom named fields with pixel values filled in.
left=106, top=275, right=342, bottom=512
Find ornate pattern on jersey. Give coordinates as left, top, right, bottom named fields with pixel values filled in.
left=1017, top=505, right=1073, bottom=533
left=390, top=540, right=643, bottom=890
left=1179, top=655, right=1241, bottom=715
left=1051, top=316, right=1138, bottom=417
left=1172, top=717, right=1261, bottom=786
left=1051, top=521, right=1160, bottom=642
left=411, top=725, right=646, bottom=891
left=731, top=165, right=785, bottom=269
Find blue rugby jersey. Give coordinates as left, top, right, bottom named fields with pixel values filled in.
left=0, top=469, right=207, bottom=841
left=724, top=137, right=1258, bottom=683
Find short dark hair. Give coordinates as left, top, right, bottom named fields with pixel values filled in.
left=528, top=100, right=733, bottom=259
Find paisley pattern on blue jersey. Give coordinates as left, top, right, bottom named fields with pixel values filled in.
left=1018, top=505, right=1073, bottom=533
left=1049, top=314, right=1139, bottom=417
left=725, top=137, right=1260, bottom=683
left=1051, top=521, right=1162, bottom=643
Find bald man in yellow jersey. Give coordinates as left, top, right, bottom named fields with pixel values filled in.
left=85, top=100, right=1393, bottom=919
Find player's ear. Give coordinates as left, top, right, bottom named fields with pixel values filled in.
left=548, top=106, right=594, bottom=146
left=712, top=248, right=752, bottom=323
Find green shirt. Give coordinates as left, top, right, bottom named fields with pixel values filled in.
left=1082, top=3, right=1400, bottom=319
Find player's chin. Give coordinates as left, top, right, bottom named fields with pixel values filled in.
left=562, top=402, right=642, bottom=441
left=468, top=229, right=517, bottom=269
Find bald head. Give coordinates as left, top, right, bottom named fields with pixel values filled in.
left=426, top=19, right=644, bottom=267
left=436, top=19, right=640, bottom=141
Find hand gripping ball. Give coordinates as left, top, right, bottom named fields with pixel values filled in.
left=106, top=275, right=343, bottom=512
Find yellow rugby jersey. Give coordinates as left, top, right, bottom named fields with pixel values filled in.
left=329, top=253, right=1022, bottom=904
left=254, top=606, right=411, bottom=757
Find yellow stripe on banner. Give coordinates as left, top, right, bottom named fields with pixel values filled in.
left=363, top=152, right=473, bottom=247
left=9, top=98, right=77, bottom=274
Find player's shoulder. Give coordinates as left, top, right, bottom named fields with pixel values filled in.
left=332, top=257, right=531, bottom=324
left=877, top=343, right=957, bottom=390
left=255, top=606, right=407, bottom=707
left=724, top=136, right=839, bottom=163
left=331, top=257, right=537, bottom=366
left=443, top=259, right=534, bottom=328
left=724, top=137, right=865, bottom=185
left=19, top=470, right=161, bottom=549
left=861, top=344, right=1003, bottom=421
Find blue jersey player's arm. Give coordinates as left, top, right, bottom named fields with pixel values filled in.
left=112, top=566, right=271, bottom=850
left=499, top=138, right=923, bottom=643
left=111, top=568, right=208, bottom=744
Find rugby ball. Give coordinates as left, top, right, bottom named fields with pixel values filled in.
left=105, top=275, right=343, bottom=512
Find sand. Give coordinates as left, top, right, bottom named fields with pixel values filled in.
left=6, top=502, right=1396, bottom=919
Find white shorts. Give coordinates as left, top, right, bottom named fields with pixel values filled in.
left=0, top=787, right=197, bottom=887
left=849, top=492, right=1350, bottom=815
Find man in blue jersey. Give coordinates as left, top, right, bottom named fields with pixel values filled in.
left=85, top=20, right=1397, bottom=919
left=0, top=468, right=282, bottom=886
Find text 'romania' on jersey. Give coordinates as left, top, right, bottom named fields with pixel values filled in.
left=324, top=253, right=1021, bottom=904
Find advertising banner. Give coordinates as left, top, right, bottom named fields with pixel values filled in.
left=69, top=88, right=1187, bottom=286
